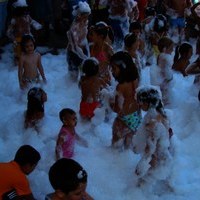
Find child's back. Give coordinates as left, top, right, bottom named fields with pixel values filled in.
left=79, top=58, right=106, bottom=119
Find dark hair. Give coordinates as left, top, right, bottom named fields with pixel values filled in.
left=157, top=36, right=173, bottom=52
left=13, top=6, right=29, bottom=17
left=129, top=21, right=142, bottom=33
left=21, top=34, right=36, bottom=53
left=59, top=108, right=76, bottom=123
left=26, top=87, right=46, bottom=118
left=93, top=21, right=114, bottom=43
left=153, top=14, right=168, bottom=33
left=174, top=43, right=192, bottom=63
left=82, top=58, right=99, bottom=77
left=124, top=33, right=138, bottom=49
left=49, top=158, right=87, bottom=194
left=145, top=7, right=156, bottom=18
left=110, top=51, right=138, bottom=83
left=14, top=145, right=41, bottom=166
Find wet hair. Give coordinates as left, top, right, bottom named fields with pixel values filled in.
left=14, top=145, right=41, bottom=166
left=93, top=21, right=114, bottom=43
left=157, top=36, right=173, bottom=52
left=174, top=43, right=192, bottom=63
left=59, top=108, right=76, bottom=123
left=124, top=33, right=138, bottom=49
left=110, top=51, right=138, bottom=83
left=82, top=58, right=99, bottom=77
left=129, top=21, right=142, bottom=33
left=49, top=158, right=87, bottom=194
left=12, top=6, right=29, bottom=17
left=21, top=34, right=36, bottom=53
left=145, top=6, right=156, bottom=18
left=153, top=14, right=168, bottom=33
left=26, top=87, right=46, bottom=118
left=136, top=85, right=166, bottom=117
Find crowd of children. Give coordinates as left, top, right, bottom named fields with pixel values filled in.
left=1, top=0, right=200, bottom=199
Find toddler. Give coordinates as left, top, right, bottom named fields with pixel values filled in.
left=46, top=158, right=93, bottom=200
left=172, top=42, right=193, bottom=76
left=79, top=58, right=107, bottom=119
left=24, top=87, right=47, bottom=131
left=6, top=0, right=42, bottom=64
left=110, top=51, right=141, bottom=149
left=18, top=34, right=46, bottom=90
left=56, top=108, right=87, bottom=160
left=133, top=85, right=173, bottom=186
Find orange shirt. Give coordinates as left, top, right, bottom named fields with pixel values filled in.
left=0, top=161, right=32, bottom=199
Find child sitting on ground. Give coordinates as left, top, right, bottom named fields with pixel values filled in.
left=172, top=42, right=193, bottom=76
left=24, top=87, right=47, bottom=131
left=46, top=158, right=93, bottom=200
left=67, top=1, right=91, bottom=80
left=133, top=85, right=173, bottom=187
left=56, top=108, right=88, bottom=160
left=18, top=34, right=46, bottom=90
left=110, top=51, right=141, bottom=149
left=79, top=58, right=107, bottom=119
left=89, top=21, right=114, bottom=84
left=6, top=0, right=42, bottom=64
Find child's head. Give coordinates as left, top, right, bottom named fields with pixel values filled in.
left=153, top=14, right=168, bottom=34
left=174, top=42, right=193, bottom=62
left=145, top=6, right=156, bottom=18
left=157, top=36, right=173, bottom=53
left=12, top=0, right=29, bottom=17
left=21, top=34, right=36, bottom=53
left=82, top=58, right=99, bottom=77
left=72, top=1, right=91, bottom=21
left=89, top=21, right=114, bottom=43
left=136, top=85, right=163, bottom=110
left=26, top=87, right=47, bottom=115
left=59, top=108, right=77, bottom=127
left=129, top=21, right=142, bottom=36
left=49, top=158, right=88, bottom=200
left=124, top=33, right=139, bottom=52
left=110, top=51, right=139, bottom=83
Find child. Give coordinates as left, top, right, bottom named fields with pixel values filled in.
left=67, top=1, right=91, bottom=80
left=185, top=37, right=200, bottom=84
left=56, top=108, right=88, bottom=160
left=89, top=21, right=114, bottom=84
left=129, top=21, right=145, bottom=57
left=108, top=0, right=138, bottom=47
left=133, top=85, right=173, bottom=186
left=109, top=51, right=141, bottom=149
left=79, top=58, right=107, bottom=119
left=149, top=14, right=168, bottom=57
left=124, top=33, right=142, bottom=82
left=6, top=0, right=42, bottom=64
left=152, top=36, right=174, bottom=105
left=46, top=158, right=93, bottom=200
left=24, top=87, right=47, bottom=131
left=172, top=42, right=193, bottom=76
left=18, top=34, right=46, bottom=90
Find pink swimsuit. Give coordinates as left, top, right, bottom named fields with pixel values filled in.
left=56, top=126, right=76, bottom=159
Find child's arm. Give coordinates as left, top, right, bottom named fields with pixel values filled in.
left=18, top=56, right=25, bottom=89
left=37, top=53, right=47, bottom=82
left=75, top=134, right=88, bottom=147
